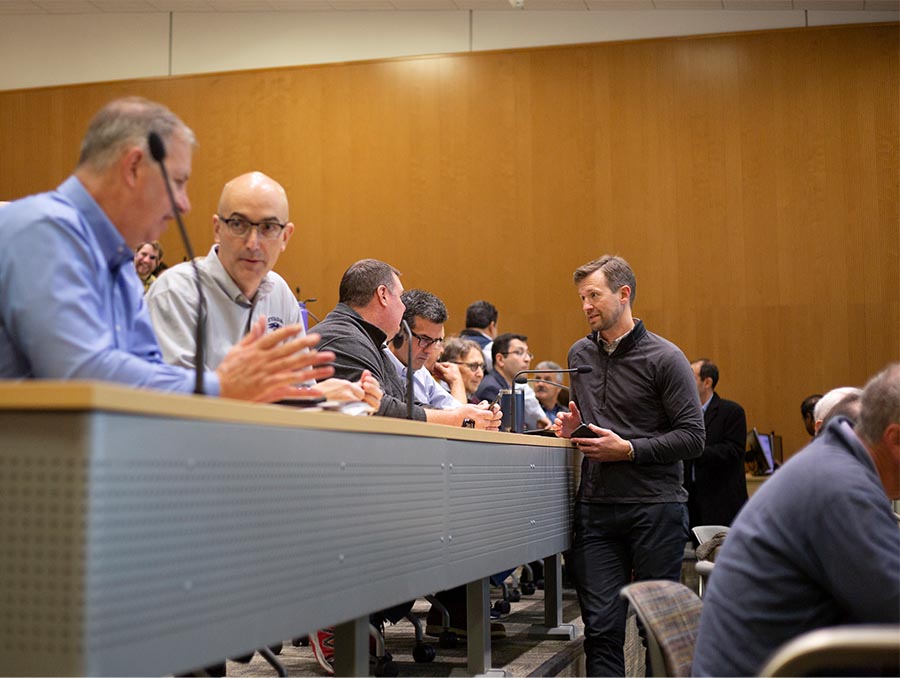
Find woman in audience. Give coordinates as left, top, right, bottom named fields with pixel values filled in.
left=438, top=337, right=486, bottom=404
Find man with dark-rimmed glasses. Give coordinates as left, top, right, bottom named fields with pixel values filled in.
left=385, top=288, right=465, bottom=409
left=146, top=171, right=381, bottom=407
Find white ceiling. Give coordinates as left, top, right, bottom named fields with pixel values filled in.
left=0, top=0, right=897, bottom=14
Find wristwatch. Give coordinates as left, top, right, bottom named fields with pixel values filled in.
left=626, top=441, right=635, bottom=461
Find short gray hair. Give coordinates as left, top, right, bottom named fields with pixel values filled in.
left=78, top=97, right=195, bottom=172
left=856, top=363, right=900, bottom=446
left=573, top=255, right=636, bottom=307
left=814, top=386, right=862, bottom=423
left=535, top=360, right=563, bottom=383
left=440, top=337, right=482, bottom=363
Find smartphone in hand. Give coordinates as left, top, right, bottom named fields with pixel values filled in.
left=571, top=423, right=599, bottom=438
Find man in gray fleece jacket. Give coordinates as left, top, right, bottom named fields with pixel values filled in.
left=555, top=254, right=705, bottom=676
left=314, top=258, right=501, bottom=427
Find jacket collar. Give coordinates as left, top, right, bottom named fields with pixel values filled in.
left=591, top=319, right=646, bottom=356
left=331, top=302, right=389, bottom=348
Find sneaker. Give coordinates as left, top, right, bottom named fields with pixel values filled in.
left=309, top=628, right=335, bottom=675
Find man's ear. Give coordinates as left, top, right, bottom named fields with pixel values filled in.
left=121, top=146, right=144, bottom=187
left=883, top=423, right=900, bottom=456
left=280, top=222, right=295, bottom=251
left=377, top=285, right=390, bottom=308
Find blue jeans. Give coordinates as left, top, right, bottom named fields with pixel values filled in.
left=571, top=501, right=688, bottom=677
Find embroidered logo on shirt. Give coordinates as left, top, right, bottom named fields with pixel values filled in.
left=268, top=316, right=284, bottom=331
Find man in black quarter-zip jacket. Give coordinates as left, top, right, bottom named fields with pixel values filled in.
left=555, top=254, right=705, bottom=677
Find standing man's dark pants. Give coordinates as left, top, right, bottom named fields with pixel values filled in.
left=572, top=501, right=689, bottom=677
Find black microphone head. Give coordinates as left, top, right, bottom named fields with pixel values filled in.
left=576, top=365, right=593, bottom=374
left=147, top=131, right=166, bottom=162
left=515, top=375, right=528, bottom=384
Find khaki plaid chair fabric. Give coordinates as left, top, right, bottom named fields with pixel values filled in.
left=620, top=580, right=703, bottom=677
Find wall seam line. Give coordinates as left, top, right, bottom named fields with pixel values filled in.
left=168, top=12, right=174, bottom=76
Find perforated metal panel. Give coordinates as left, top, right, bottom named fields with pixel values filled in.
left=1, top=415, right=90, bottom=675
left=0, top=409, right=573, bottom=676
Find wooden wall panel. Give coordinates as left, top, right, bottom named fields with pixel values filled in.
left=0, top=23, right=897, bottom=460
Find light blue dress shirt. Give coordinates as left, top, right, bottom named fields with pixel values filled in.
left=383, top=347, right=460, bottom=410
left=0, top=176, right=218, bottom=394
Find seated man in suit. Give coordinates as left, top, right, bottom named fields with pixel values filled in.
left=683, top=359, right=748, bottom=530
left=475, top=333, right=551, bottom=430
left=693, top=363, right=900, bottom=677
left=460, top=300, right=498, bottom=372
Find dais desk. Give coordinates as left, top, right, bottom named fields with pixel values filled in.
left=0, top=382, right=576, bottom=676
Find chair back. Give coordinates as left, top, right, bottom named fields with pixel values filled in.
left=691, top=524, right=729, bottom=545
left=620, top=580, right=703, bottom=677
left=759, top=625, right=900, bottom=677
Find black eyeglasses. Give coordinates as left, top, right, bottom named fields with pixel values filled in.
left=452, top=361, right=485, bottom=372
left=501, top=349, right=533, bottom=359
left=217, top=214, right=287, bottom=240
left=410, top=331, right=443, bottom=349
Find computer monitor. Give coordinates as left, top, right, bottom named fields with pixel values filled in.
left=748, top=427, right=776, bottom=475
left=771, top=433, right=783, bottom=466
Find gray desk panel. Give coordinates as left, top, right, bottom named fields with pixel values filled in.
left=445, top=440, right=573, bottom=586
left=0, top=410, right=573, bottom=676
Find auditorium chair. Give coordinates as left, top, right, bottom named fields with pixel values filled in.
left=759, top=624, right=900, bottom=677
left=619, top=580, right=703, bottom=677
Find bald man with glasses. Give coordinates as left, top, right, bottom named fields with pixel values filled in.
left=146, top=171, right=382, bottom=407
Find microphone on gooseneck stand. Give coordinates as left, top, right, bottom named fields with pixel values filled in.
left=400, top=319, right=414, bottom=420
left=147, top=131, right=206, bottom=395
left=510, top=365, right=593, bottom=433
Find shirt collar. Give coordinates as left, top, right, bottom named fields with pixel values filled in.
left=59, top=176, right=132, bottom=272
left=205, top=244, right=274, bottom=306
left=384, top=346, right=407, bottom=379
left=599, top=326, right=634, bottom=355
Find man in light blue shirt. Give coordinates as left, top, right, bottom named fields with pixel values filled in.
left=0, top=97, right=333, bottom=400
left=384, top=289, right=462, bottom=410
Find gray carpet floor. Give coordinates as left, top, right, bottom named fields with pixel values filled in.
left=225, top=579, right=647, bottom=677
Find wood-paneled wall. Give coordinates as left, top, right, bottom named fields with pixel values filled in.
left=1, top=23, right=897, bottom=459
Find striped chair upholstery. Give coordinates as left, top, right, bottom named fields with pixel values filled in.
left=620, top=580, right=703, bottom=677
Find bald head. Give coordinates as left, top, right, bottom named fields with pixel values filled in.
left=213, top=172, right=295, bottom=299
left=218, top=172, right=289, bottom=221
